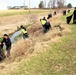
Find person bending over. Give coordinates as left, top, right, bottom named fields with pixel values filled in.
left=20, top=25, right=29, bottom=39
left=0, top=34, right=11, bottom=58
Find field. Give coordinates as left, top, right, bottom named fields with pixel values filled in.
left=0, top=9, right=76, bottom=75
left=0, top=9, right=50, bottom=17
left=0, top=9, right=50, bottom=37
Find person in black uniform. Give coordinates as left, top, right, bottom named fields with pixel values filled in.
left=0, top=34, right=11, bottom=57
left=73, top=7, right=76, bottom=24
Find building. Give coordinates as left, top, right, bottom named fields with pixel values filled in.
left=0, top=1, right=7, bottom=10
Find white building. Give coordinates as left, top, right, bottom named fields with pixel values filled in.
left=0, top=1, right=7, bottom=10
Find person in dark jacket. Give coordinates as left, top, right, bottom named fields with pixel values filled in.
left=0, top=34, right=11, bottom=57
left=53, top=11, right=56, bottom=15
left=45, top=21, right=52, bottom=30
left=63, top=10, right=66, bottom=15
left=73, top=7, right=76, bottom=24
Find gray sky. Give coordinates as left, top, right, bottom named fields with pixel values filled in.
left=0, top=0, right=76, bottom=7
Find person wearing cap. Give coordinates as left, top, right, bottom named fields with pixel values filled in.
left=40, top=17, right=47, bottom=33
left=20, top=25, right=29, bottom=39
left=73, top=7, right=76, bottom=24
left=0, top=34, right=11, bottom=58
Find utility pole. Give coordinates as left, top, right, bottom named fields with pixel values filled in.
left=29, top=0, right=30, bottom=12
left=24, top=0, right=25, bottom=9
left=44, top=0, right=46, bottom=8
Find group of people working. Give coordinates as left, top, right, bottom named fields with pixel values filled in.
left=0, top=16, right=51, bottom=60
left=0, top=25, right=28, bottom=60
left=0, top=7, right=75, bottom=60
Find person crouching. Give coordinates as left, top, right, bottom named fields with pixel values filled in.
left=73, top=7, right=76, bottom=24
left=20, top=25, right=29, bottom=39
left=40, top=18, right=47, bottom=33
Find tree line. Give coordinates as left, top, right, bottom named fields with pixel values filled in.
left=39, top=0, right=72, bottom=9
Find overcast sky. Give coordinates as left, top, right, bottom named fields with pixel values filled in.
left=0, top=0, right=76, bottom=8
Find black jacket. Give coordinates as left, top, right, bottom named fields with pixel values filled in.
left=1, top=38, right=11, bottom=47
left=73, top=10, right=76, bottom=19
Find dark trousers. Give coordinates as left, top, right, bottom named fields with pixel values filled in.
left=6, top=46, right=11, bottom=57
left=23, top=33, right=29, bottom=39
left=46, top=25, right=51, bottom=30
left=0, top=49, right=6, bottom=61
left=42, top=25, right=47, bottom=33
left=73, top=18, right=76, bottom=24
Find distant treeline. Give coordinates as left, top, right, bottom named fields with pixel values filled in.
left=8, top=6, right=28, bottom=9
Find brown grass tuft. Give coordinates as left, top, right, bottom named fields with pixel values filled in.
left=11, top=39, right=31, bottom=58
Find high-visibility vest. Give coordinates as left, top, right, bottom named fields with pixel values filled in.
left=21, top=29, right=27, bottom=34
left=41, top=20, right=46, bottom=25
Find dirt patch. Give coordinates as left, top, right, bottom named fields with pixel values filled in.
left=28, top=22, right=43, bottom=37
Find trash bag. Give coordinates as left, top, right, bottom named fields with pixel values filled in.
left=73, top=19, right=76, bottom=24
left=66, top=15, right=73, bottom=24
left=0, top=44, right=6, bottom=61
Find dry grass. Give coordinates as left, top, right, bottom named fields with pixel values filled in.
left=11, top=39, right=30, bottom=58
left=0, top=11, right=49, bottom=37
left=0, top=10, right=72, bottom=75
left=8, top=13, right=71, bottom=61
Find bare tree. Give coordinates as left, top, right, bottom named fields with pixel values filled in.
left=52, top=0, right=56, bottom=8
left=48, top=0, right=66, bottom=8
left=44, top=0, right=46, bottom=8
left=48, top=0, right=51, bottom=8
left=48, top=0, right=52, bottom=8
left=24, top=0, right=25, bottom=6
left=48, top=0, right=57, bottom=8
left=57, top=0, right=66, bottom=8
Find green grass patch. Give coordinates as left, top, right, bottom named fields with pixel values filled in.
left=11, top=25, right=76, bottom=75
left=0, top=38, right=3, bottom=42
left=10, top=24, right=76, bottom=75
left=0, top=10, right=49, bottom=17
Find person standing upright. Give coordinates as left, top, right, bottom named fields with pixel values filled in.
left=73, top=7, right=76, bottom=24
